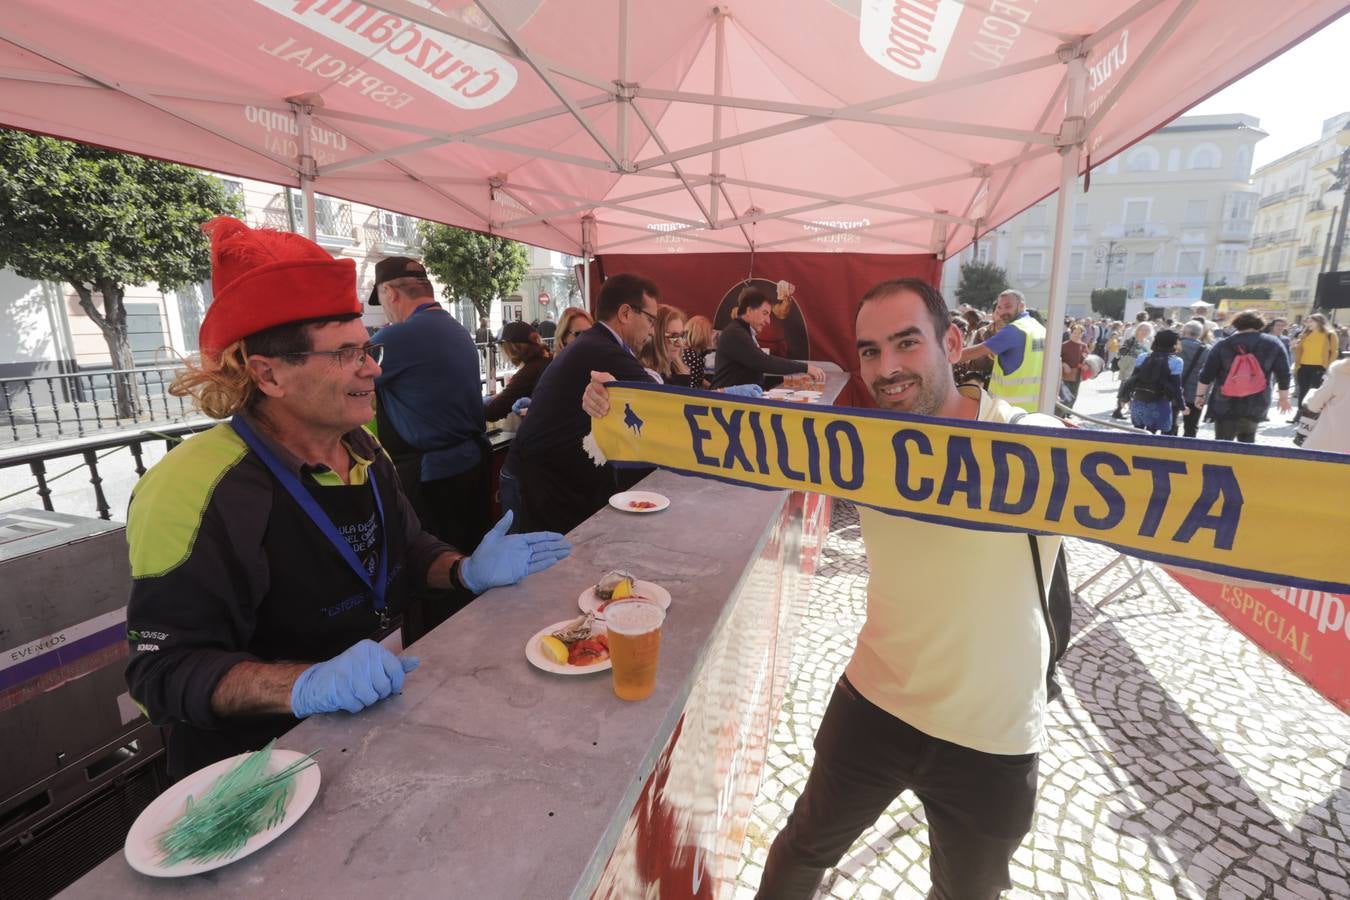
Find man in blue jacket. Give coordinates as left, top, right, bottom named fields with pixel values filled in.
left=370, top=257, right=490, bottom=554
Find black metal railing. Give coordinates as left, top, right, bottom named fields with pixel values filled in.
left=0, top=423, right=211, bottom=520
left=1, top=366, right=200, bottom=444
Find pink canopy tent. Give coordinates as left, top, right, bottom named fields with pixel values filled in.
left=2, top=0, right=1345, bottom=409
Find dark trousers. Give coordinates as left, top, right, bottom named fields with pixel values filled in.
left=1181, top=403, right=1203, bottom=437
left=1214, top=417, right=1260, bottom=443
left=1295, top=365, right=1326, bottom=407
left=422, top=456, right=493, bottom=554
left=398, top=451, right=492, bottom=647
left=758, top=677, right=1038, bottom=900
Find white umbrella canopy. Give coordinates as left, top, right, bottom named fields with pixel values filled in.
left=1, top=1, right=1343, bottom=259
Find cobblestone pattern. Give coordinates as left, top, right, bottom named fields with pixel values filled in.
left=734, top=501, right=1350, bottom=899
left=1067, top=375, right=1298, bottom=449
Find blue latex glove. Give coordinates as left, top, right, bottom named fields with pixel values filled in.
left=290, top=639, right=419, bottom=718
left=511, top=396, right=532, bottom=414
left=460, top=511, right=570, bottom=593
left=721, top=384, right=764, bottom=398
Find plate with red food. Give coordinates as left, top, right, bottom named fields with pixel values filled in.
left=578, top=569, right=671, bottom=618
left=525, top=613, right=612, bottom=675
left=609, top=490, right=669, bottom=513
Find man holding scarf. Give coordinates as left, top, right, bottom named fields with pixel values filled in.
left=581, top=277, right=1060, bottom=899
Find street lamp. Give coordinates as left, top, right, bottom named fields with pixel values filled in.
left=1095, top=240, right=1127, bottom=287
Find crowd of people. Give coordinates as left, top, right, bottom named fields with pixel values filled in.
left=951, top=293, right=1349, bottom=451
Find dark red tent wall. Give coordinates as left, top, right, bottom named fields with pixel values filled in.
left=590, top=252, right=942, bottom=407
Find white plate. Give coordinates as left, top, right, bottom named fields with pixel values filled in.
left=525, top=619, right=612, bottom=675
left=609, top=491, right=670, bottom=513
left=124, top=749, right=321, bottom=877
left=578, top=580, right=672, bottom=617
left=763, top=388, right=795, bottom=398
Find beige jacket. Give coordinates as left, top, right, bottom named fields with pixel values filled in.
left=1304, top=358, right=1350, bottom=454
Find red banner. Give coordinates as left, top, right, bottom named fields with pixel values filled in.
left=591, top=252, right=942, bottom=407
left=1163, top=568, right=1350, bottom=713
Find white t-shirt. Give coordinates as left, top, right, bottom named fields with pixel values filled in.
left=844, top=393, right=1062, bottom=756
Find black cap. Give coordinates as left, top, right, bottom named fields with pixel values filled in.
left=500, top=321, right=537, bottom=343
left=368, top=256, right=430, bottom=305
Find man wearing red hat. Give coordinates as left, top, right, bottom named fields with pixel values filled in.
left=124, top=218, right=570, bottom=780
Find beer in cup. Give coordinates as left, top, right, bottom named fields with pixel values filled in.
left=605, top=599, right=665, bottom=701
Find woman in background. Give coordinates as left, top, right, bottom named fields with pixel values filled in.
left=1112, top=321, right=1154, bottom=419
left=1292, top=312, right=1337, bottom=410
left=684, top=315, right=714, bottom=388
left=641, top=305, right=693, bottom=385
left=554, top=306, right=594, bottom=352
left=484, top=320, right=552, bottom=422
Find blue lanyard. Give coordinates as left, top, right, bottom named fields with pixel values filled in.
left=231, top=416, right=390, bottom=623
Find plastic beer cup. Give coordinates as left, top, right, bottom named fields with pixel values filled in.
left=604, top=600, right=665, bottom=701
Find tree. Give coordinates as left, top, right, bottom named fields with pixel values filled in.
left=417, top=223, right=529, bottom=320
left=1090, top=288, right=1127, bottom=320
left=955, top=261, right=1010, bottom=311
left=0, top=130, right=239, bottom=415
left=1202, top=285, right=1270, bottom=303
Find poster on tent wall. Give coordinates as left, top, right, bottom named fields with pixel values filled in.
left=1162, top=568, right=1349, bottom=714
left=591, top=253, right=942, bottom=407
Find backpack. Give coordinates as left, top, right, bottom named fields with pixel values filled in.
left=1220, top=344, right=1266, bottom=398
left=1128, top=353, right=1169, bottom=403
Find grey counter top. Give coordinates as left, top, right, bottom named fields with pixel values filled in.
left=63, top=370, right=850, bottom=900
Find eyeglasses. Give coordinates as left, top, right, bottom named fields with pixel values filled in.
left=630, top=306, right=658, bottom=326
left=284, top=342, right=384, bottom=368
left=665, top=332, right=686, bottom=343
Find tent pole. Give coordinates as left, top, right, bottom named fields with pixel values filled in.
left=709, top=7, right=728, bottom=224
left=581, top=213, right=596, bottom=312
left=292, top=100, right=318, bottom=241
left=617, top=0, right=629, bottom=167
left=1037, top=49, right=1088, bottom=415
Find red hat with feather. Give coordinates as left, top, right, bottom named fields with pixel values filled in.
left=197, top=217, right=359, bottom=356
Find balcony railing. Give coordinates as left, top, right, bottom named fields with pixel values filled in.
left=363, top=212, right=423, bottom=252
left=1244, top=271, right=1285, bottom=285
left=1257, top=187, right=1304, bottom=209
left=1102, top=223, right=1170, bottom=239
left=1, top=366, right=203, bottom=445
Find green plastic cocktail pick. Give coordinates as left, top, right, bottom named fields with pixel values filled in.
left=157, top=741, right=319, bottom=865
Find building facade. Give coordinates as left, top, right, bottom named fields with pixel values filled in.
left=0, top=174, right=576, bottom=378
left=1244, top=112, right=1350, bottom=315
left=942, top=114, right=1265, bottom=317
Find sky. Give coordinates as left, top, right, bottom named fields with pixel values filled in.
left=1189, top=12, right=1350, bottom=168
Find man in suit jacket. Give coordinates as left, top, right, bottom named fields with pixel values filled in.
left=712, top=288, right=824, bottom=389
left=506, top=274, right=661, bottom=534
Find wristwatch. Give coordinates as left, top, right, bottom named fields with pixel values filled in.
left=448, top=555, right=467, bottom=591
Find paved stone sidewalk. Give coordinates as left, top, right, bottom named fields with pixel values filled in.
left=1065, top=374, right=1299, bottom=450
left=734, top=501, right=1350, bottom=899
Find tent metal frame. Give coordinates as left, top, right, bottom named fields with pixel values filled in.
left=0, top=0, right=1297, bottom=411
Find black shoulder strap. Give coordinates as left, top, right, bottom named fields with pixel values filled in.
left=1180, top=344, right=1201, bottom=385
left=1027, top=532, right=1060, bottom=685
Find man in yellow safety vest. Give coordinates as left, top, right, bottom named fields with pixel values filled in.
left=959, top=289, right=1046, bottom=412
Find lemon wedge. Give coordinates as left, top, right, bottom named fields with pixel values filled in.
left=539, top=635, right=569, bottom=664
left=610, top=578, right=635, bottom=600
